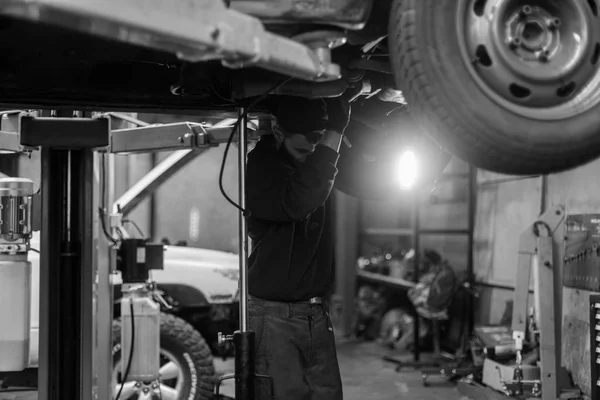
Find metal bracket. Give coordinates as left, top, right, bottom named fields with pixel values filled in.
left=0, top=112, right=37, bottom=153
left=0, top=112, right=110, bottom=151
left=108, top=120, right=265, bottom=153
left=1, top=0, right=342, bottom=82
left=0, top=112, right=271, bottom=154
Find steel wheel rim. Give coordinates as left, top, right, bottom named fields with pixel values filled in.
left=112, top=349, right=185, bottom=400
left=456, top=0, right=600, bottom=121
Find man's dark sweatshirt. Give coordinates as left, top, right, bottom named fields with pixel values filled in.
left=246, top=135, right=339, bottom=302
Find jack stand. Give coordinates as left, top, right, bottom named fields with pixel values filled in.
left=215, top=108, right=274, bottom=400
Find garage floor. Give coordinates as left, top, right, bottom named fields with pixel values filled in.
left=216, top=338, right=465, bottom=400
left=0, top=340, right=464, bottom=400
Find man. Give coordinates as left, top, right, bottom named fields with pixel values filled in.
left=245, top=95, right=350, bottom=400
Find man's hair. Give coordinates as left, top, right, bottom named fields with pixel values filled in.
left=274, top=96, right=329, bottom=134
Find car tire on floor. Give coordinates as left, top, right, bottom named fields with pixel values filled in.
left=389, top=0, right=600, bottom=175
left=112, top=313, right=216, bottom=400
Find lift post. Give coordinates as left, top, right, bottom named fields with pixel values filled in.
left=33, top=111, right=109, bottom=400
left=0, top=109, right=273, bottom=399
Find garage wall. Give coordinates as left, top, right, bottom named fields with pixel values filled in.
left=151, top=145, right=241, bottom=253
left=544, top=160, right=600, bottom=396
left=358, top=158, right=472, bottom=270
left=472, top=172, right=543, bottom=325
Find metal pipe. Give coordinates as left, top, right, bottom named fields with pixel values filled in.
left=467, top=166, right=477, bottom=335
left=412, top=192, right=420, bottom=362
left=238, top=107, right=249, bottom=332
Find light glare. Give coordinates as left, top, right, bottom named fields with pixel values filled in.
left=396, top=149, right=418, bottom=190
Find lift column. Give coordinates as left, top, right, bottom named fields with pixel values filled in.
left=22, top=111, right=110, bottom=400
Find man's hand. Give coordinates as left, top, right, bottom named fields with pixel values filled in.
left=325, top=96, right=351, bottom=134
left=318, top=130, right=344, bottom=153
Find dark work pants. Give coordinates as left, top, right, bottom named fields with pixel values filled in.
left=248, top=297, right=343, bottom=400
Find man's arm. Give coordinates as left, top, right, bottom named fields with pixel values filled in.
left=246, top=140, right=340, bottom=222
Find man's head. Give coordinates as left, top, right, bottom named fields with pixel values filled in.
left=273, top=96, right=329, bottom=163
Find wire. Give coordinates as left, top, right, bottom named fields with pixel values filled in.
left=122, top=219, right=145, bottom=239
left=115, top=299, right=135, bottom=400
left=99, top=207, right=119, bottom=246
left=30, top=248, right=40, bottom=253
left=218, top=77, right=293, bottom=213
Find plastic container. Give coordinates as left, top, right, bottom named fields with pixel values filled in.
left=121, top=289, right=161, bottom=382
left=0, top=259, right=32, bottom=371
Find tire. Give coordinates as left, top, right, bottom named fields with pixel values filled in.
left=389, top=0, right=600, bottom=175
left=112, top=313, right=215, bottom=400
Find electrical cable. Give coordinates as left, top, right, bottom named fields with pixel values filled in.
left=30, top=248, right=40, bottom=253
left=99, top=207, right=118, bottom=246
left=218, top=77, right=293, bottom=213
left=122, top=219, right=145, bottom=239
left=115, top=299, right=135, bottom=400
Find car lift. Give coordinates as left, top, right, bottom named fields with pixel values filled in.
left=0, top=109, right=270, bottom=400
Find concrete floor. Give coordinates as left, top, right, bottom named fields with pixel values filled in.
left=1, top=340, right=464, bottom=400
left=216, top=338, right=465, bottom=400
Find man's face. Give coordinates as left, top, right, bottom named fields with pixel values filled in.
left=278, top=128, right=325, bottom=163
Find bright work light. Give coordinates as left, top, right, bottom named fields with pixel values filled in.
left=396, top=149, right=418, bottom=190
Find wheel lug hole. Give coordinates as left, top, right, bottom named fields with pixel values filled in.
left=520, top=5, right=533, bottom=18
left=548, top=17, right=561, bottom=29
left=537, top=50, right=550, bottom=61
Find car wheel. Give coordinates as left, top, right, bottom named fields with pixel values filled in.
left=389, top=0, right=600, bottom=175
left=112, top=313, right=215, bottom=400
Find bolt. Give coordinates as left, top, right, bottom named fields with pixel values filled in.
left=544, top=261, right=551, bottom=267
left=210, top=27, right=220, bottom=41
left=509, top=37, right=522, bottom=49
left=135, top=382, right=142, bottom=388
left=520, top=5, right=533, bottom=18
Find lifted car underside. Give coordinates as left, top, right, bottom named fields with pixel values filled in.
left=0, top=0, right=392, bottom=112
left=4, top=0, right=600, bottom=176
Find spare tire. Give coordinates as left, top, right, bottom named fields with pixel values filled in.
left=389, top=0, right=600, bottom=175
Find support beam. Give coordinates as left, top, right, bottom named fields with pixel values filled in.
left=39, top=148, right=96, bottom=400
left=35, top=113, right=107, bottom=400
